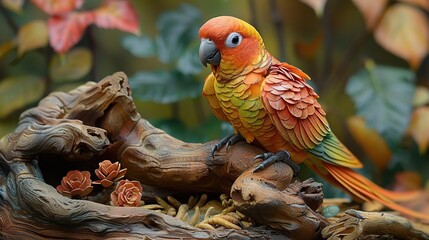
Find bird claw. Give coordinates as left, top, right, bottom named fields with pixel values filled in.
left=252, top=150, right=300, bottom=176
left=211, top=145, right=220, bottom=159
left=225, top=134, right=244, bottom=151
left=252, top=152, right=274, bottom=161
left=211, top=133, right=244, bottom=159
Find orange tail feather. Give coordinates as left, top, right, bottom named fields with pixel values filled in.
left=312, top=162, right=429, bottom=222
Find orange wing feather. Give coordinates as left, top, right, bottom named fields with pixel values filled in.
left=261, top=63, right=363, bottom=168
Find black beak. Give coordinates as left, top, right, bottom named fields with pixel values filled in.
left=199, top=38, right=221, bottom=67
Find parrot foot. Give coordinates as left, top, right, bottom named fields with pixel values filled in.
left=253, top=150, right=300, bottom=176
left=211, top=133, right=244, bottom=159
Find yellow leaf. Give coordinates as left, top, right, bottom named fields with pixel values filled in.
left=399, top=0, right=429, bottom=11
left=1, top=0, right=24, bottom=13
left=347, top=116, right=392, bottom=171
left=0, top=75, right=45, bottom=118
left=352, top=0, right=388, bottom=30
left=299, top=0, right=327, bottom=17
left=407, top=107, right=429, bottom=154
left=49, top=47, right=92, bottom=82
left=413, top=86, right=429, bottom=107
left=374, top=4, right=429, bottom=69
left=17, top=20, right=48, bottom=56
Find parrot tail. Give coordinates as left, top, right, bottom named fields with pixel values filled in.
left=307, top=161, right=429, bottom=222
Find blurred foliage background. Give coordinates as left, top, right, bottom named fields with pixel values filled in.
left=1, top=0, right=428, bottom=198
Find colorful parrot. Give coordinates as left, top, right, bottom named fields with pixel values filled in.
left=198, top=16, right=429, bottom=221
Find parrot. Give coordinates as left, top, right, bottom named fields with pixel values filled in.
left=198, top=16, right=429, bottom=221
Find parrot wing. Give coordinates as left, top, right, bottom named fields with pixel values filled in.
left=202, top=73, right=229, bottom=122
left=261, top=63, right=363, bottom=169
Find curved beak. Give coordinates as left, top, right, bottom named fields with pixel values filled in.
left=199, top=38, right=221, bottom=67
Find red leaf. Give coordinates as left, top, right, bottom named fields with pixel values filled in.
left=352, top=0, right=388, bottom=30
left=94, top=0, right=140, bottom=34
left=31, top=0, right=84, bottom=15
left=48, top=12, right=94, bottom=53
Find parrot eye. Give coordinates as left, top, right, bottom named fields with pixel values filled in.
left=225, top=32, right=242, bottom=48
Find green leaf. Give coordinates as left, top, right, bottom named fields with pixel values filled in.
left=152, top=116, right=230, bottom=143
left=122, top=35, right=156, bottom=58
left=155, top=35, right=172, bottom=63
left=192, top=116, right=233, bottom=142
left=1, top=0, right=24, bottom=13
left=176, top=42, right=202, bottom=75
left=17, top=20, right=48, bottom=56
left=152, top=119, right=188, bottom=140
left=0, top=75, right=45, bottom=118
left=49, top=47, right=92, bottom=82
left=346, top=61, right=415, bottom=146
left=155, top=4, right=202, bottom=63
left=130, top=70, right=202, bottom=104
left=0, top=119, right=19, bottom=139
left=385, top=146, right=429, bottom=184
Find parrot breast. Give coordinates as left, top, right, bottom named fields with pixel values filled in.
left=214, top=71, right=306, bottom=162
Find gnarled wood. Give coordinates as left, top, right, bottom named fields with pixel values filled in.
left=3, top=72, right=425, bottom=239
left=232, top=164, right=328, bottom=239
left=322, top=210, right=429, bottom=240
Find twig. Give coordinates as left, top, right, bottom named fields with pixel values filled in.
left=322, top=209, right=429, bottom=239
left=319, top=0, right=333, bottom=91
left=43, top=47, right=53, bottom=97
left=88, top=26, right=97, bottom=81
left=0, top=4, right=18, bottom=34
left=269, top=0, right=286, bottom=61
left=325, top=30, right=371, bottom=90
left=248, top=0, right=259, bottom=30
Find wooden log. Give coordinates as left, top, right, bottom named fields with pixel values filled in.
left=0, top=72, right=354, bottom=239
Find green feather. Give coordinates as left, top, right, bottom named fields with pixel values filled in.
left=307, top=132, right=362, bottom=168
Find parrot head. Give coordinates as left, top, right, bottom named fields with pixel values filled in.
left=199, top=16, right=267, bottom=77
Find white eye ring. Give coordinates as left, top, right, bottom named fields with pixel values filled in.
left=225, top=32, right=242, bottom=48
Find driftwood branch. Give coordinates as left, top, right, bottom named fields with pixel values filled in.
left=0, top=72, right=328, bottom=239
left=1, top=72, right=427, bottom=239
left=322, top=210, right=429, bottom=240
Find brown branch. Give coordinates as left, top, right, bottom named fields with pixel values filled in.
left=322, top=209, right=429, bottom=240
left=269, top=0, right=286, bottom=61
left=0, top=72, right=327, bottom=239
left=0, top=4, right=18, bottom=34
left=248, top=0, right=260, bottom=31
left=318, top=0, right=333, bottom=91
left=1, top=71, right=428, bottom=239
left=232, top=167, right=328, bottom=239
left=87, top=26, right=98, bottom=82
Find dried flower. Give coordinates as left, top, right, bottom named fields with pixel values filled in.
left=93, top=160, right=127, bottom=187
left=110, top=179, right=142, bottom=207
left=56, top=170, right=93, bottom=197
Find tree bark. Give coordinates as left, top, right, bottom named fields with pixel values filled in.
left=0, top=72, right=327, bottom=239
left=1, top=72, right=427, bottom=239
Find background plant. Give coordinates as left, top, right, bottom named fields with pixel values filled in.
left=0, top=0, right=139, bottom=135
left=1, top=0, right=428, bottom=198
left=122, top=4, right=232, bottom=142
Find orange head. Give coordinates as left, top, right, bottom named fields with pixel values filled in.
left=199, top=16, right=266, bottom=78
